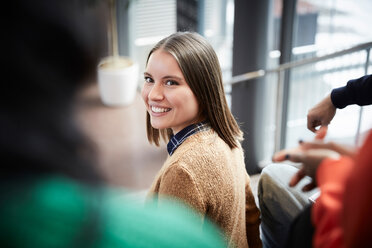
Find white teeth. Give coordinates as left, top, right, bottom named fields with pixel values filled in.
left=151, top=106, right=170, bottom=113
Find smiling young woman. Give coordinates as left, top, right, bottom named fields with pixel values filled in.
left=141, top=32, right=262, bottom=248
left=142, top=49, right=202, bottom=134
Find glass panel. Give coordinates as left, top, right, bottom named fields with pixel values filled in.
left=260, top=72, right=279, bottom=165
left=296, top=0, right=372, bottom=55
left=268, top=0, right=282, bottom=68
left=201, top=0, right=234, bottom=103
left=128, top=0, right=177, bottom=86
left=284, top=0, right=372, bottom=149
left=286, top=50, right=369, bottom=148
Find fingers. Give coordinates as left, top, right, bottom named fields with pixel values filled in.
left=300, top=140, right=332, bottom=151
left=271, top=150, right=287, bottom=162
left=326, top=143, right=356, bottom=158
left=273, top=125, right=327, bottom=163
left=275, top=151, right=319, bottom=190
left=272, top=147, right=302, bottom=162
left=302, top=181, right=316, bottom=192
left=289, top=168, right=306, bottom=187
left=307, top=119, right=319, bottom=133
left=289, top=168, right=317, bottom=191
left=306, top=94, right=336, bottom=133
left=307, top=122, right=328, bottom=136
left=300, top=140, right=355, bottom=157
left=314, top=126, right=328, bottom=140
left=285, top=153, right=305, bottom=163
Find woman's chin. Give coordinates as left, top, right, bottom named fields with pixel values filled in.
left=150, top=122, right=168, bottom=130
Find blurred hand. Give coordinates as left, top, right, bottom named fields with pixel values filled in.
left=286, top=149, right=340, bottom=191
left=299, top=139, right=357, bottom=158
left=307, top=94, right=336, bottom=133
left=272, top=126, right=356, bottom=191
left=272, top=126, right=328, bottom=162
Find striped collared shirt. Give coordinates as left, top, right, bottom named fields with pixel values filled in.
left=167, top=121, right=210, bottom=156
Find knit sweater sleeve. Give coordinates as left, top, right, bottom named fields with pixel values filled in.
left=331, top=74, right=372, bottom=109
left=157, top=163, right=207, bottom=220
left=245, top=173, right=262, bottom=248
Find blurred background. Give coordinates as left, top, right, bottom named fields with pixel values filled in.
left=77, top=0, right=372, bottom=191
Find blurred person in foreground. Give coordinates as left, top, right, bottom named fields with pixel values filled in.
left=0, top=1, right=225, bottom=247
left=259, top=74, right=371, bottom=248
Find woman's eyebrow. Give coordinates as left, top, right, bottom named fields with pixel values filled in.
left=162, top=75, right=183, bottom=80
left=143, top=73, right=183, bottom=81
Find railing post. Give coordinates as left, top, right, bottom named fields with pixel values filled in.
left=277, top=0, right=297, bottom=150
left=274, top=70, right=285, bottom=152
left=231, top=0, right=271, bottom=174
left=355, top=48, right=371, bottom=146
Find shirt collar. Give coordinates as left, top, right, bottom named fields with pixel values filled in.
left=167, top=121, right=210, bottom=156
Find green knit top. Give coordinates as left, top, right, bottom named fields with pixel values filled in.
left=0, top=177, right=226, bottom=248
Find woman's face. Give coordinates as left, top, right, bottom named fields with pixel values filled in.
left=141, top=49, right=200, bottom=134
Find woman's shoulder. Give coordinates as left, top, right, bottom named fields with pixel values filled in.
left=178, top=129, right=242, bottom=158
left=171, top=131, right=220, bottom=159
left=167, top=130, right=243, bottom=173
left=180, top=129, right=222, bottom=149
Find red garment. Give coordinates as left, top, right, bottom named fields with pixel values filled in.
left=312, top=156, right=353, bottom=248
left=311, top=131, right=372, bottom=248
left=343, top=131, right=372, bottom=248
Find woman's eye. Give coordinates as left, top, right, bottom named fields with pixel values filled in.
left=165, top=80, right=178, bottom=86
left=144, top=76, right=153, bottom=83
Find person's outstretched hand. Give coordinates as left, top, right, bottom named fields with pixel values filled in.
left=285, top=148, right=340, bottom=191
left=307, top=94, right=336, bottom=133
left=272, top=126, right=355, bottom=191
left=299, top=139, right=356, bottom=159
left=272, top=126, right=328, bottom=162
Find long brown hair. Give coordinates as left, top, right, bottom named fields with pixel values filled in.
left=145, top=32, right=242, bottom=148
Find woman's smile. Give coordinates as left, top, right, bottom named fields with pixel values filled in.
left=151, top=105, right=171, bottom=113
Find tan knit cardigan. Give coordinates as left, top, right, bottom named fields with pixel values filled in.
left=148, top=129, right=262, bottom=248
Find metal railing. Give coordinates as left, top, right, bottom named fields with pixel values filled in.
left=225, top=41, right=372, bottom=153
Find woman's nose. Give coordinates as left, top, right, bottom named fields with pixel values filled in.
left=148, top=83, right=164, bottom=101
